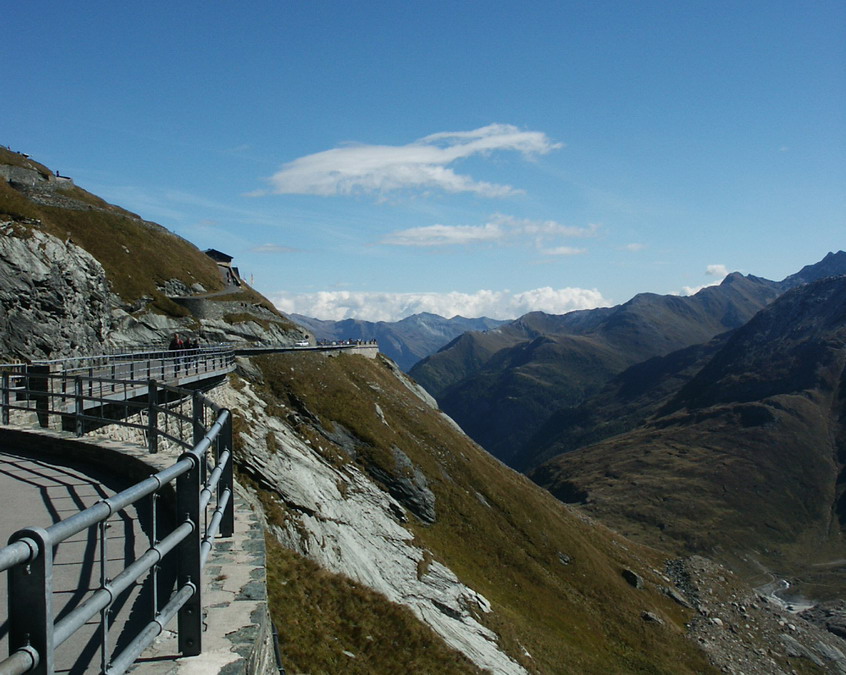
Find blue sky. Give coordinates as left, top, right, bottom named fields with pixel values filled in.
left=3, top=1, right=844, bottom=321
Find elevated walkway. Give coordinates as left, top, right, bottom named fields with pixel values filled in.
left=0, top=347, right=277, bottom=674
left=232, top=343, right=378, bottom=358
left=0, top=425, right=274, bottom=674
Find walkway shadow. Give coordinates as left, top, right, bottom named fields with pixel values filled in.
left=0, top=448, right=177, bottom=673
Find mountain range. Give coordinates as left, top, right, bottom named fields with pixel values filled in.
left=530, top=273, right=846, bottom=600
left=290, top=312, right=506, bottom=371
left=0, top=145, right=724, bottom=674
left=410, top=253, right=846, bottom=470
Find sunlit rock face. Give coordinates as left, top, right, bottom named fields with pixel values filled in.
left=211, top=376, right=528, bottom=675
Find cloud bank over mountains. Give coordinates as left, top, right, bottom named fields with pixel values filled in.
left=256, top=124, right=561, bottom=198
left=272, top=286, right=609, bottom=322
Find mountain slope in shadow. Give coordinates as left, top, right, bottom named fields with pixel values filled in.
left=531, top=275, right=846, bottom=599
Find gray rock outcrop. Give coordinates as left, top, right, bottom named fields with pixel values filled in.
left=0, top=222, right=112, bottom=360
left=366, top=445, right=437, bottom=524
left=0, top=224, right=302, bottom=360
left=210, top=376, right=528, bottom=675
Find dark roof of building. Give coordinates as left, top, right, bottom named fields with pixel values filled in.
left=204, top=248, right=233, bottom=263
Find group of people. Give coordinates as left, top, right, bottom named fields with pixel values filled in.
left=168, top=333, right=200, bottom=351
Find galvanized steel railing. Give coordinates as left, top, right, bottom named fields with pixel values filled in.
left=0, top=348, right=236, bottom=674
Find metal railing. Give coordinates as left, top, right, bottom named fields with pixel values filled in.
left=0, top=349, right=236, bottom=674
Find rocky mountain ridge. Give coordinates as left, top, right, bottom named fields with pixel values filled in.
left=291, top=312, right=507, bottom=371
left=411, top=253, right=846, bottom=470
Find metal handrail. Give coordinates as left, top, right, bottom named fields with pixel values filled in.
left=0, top=349, right=236, bottom=674
left=0, top=344, right=232, bottom=369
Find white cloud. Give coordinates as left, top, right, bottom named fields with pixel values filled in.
left=256, top=124, right=561, bottom=198
left=381, top=223, right=504, bottom=246
left=539, top=246, right=586, bottom=256
left=622, top=243, right=645, bottom=252
left=381, top=213, right=598, bottom=251
left=680, top=263, right=731, bottom=296
left=272, top=287, right=610, bottom=322
left=250, top=243, right=298, bottom=253
left=706, top=263, right=729, bottom=278
left=493, top=214, right=599, bottom=238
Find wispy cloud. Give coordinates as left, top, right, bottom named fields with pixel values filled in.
left=382, top=213, right=599, bottom=251
left=540, top=246, right=586, bottom=256
left=621, top=242, right=645, bottom=252
left=255, top=124, right=561, bottom=198
left=381, top=223, right=503, bottom=246
left=496, top=215, right=599, bottom=238
left=272, top=286, right=609, bottom=322
left=250, top=243, right=299, bottom=253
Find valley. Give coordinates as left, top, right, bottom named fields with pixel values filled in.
left=3, top=146, right=846, bottom=673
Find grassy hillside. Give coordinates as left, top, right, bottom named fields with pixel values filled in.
left=521, top=334, right=730, bottom=471
left=263, top=538, right=483, bottom=673
left=0, top=147, right=283, bottom=319
left=241, top=351, right=716, bottom=674
left=532, top=276, right=846, bottom=600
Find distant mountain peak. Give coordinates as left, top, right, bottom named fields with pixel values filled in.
left=782, top=250, right=846, bottom=288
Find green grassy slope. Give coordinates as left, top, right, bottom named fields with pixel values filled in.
left=244, top=351, right=716, bottom=674
left=264, top=539, right=484, bottom=674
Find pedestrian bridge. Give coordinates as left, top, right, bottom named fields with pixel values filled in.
left=0, top=346, right=276, bottom=674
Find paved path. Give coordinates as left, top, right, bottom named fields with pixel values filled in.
left=0, top=448, right=151, bottom=674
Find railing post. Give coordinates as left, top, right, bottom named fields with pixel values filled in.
left=29, top=365, right=50, bottom=428
left=74, top=376, right=84, bottom=436
left=2, top=371, right=9, bottom=425
left=148, top=380, right=158, bottom=454
left=176, top=454, right=202, bottom=656
left=9, top=527, right=54, bottom=675
left=99, top=519, right=111, bottom=673
left=192, top=391, right=204, bottom=448
left=192, top=391, right=207, bottom=484
left=220, top=410, right=235, bottom=537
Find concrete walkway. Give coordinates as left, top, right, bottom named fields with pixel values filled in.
left=0, top=426, right=275, bottom=674
left=0, top=447, right=148, bottom=673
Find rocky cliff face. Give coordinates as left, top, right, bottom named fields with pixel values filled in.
left=1, top=149, right=303, bottom=360
left=210, top=362, right=528, bottom=674
left=0, top=222, right=112, bottom=359
left=0, top=221, right=301, bottom=360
